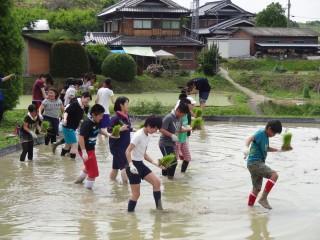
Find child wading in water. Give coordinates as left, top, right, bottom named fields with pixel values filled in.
left=20, top=104, right=41, bottom=161
left=75, top=104, right=115, bottom=189
left=38, top=88, right=64, bottom=145
left=175, top=95, right=195, bottom=173
left=245, top=120, right=283, bottom=209
left=125, top=116, right=163, bottom=212
left=159, top=102, right=190, bottom=179
left=108, top=96, right=132, bottom=184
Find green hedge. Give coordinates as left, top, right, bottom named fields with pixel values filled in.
left=50, top=41, right=89, bottom=77
left=0, top=1, right=24, bottom=112
left=86, top=44, right=110, bottom=74
left=101, top=54, right=137, bottom=82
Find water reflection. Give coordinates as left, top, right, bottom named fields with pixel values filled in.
left=247, top=211, right=273, bottom=240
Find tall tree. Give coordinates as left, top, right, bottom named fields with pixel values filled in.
left=0, top=0, right=23, bottom=112
left=256, top=2, right=287, bottom=27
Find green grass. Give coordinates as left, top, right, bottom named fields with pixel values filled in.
left=224, top=59, right=320, bottom=72
left=228, top=70, right=320, bottom=100
left=0, top=110, right=26, bottom=149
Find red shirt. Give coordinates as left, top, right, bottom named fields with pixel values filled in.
left=32, top=79, right=45, bottom=101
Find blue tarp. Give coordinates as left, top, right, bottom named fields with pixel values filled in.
left=111, top=49, right=125, bottom=54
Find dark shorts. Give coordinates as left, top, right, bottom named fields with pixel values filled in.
left=199, top=91, right=210, bottom=104
left=43, top=115, right=59, bottom=136
left=111, top=148, right=127, bottom=170
left=247, top=162, right=275, bottom=191
left=159, top=145, right=177, bottom=177
left=126, top=160, right=152, bottom=185
left=100, top=114, right=111, bottom=128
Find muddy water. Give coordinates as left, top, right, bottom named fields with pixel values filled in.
left=1, top=123, right=320, bottom=239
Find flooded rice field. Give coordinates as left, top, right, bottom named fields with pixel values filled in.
left=1, top=123, right=320, bottom=239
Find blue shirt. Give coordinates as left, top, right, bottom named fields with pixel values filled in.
left=247, top=129, right=269, bottom=165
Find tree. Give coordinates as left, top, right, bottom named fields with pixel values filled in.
left=256, top=2, right=287, bottom=27
left=86, top=44, right=111, bottom=74
left=198, top=44, right=220, bottom=76
left=0, top=0, right=24, bottom=112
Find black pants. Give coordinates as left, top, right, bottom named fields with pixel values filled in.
left=44, top=116, right=59, bottom=144
left=20, top=141, right=34, bottom=161
left=159, top=145, right=177, bottom=178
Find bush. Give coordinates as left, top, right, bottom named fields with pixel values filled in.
left=50, top=41, right=89, bottom=77
left=0, top=1, right=24, bottom=112
left=146, top=64, right=165, bottom=77
left=130, top=100, right=169, bottom=115
left=303, top=84, right=311, bottom=98
left=101, top=54, right=137, bottom=82
left=160, top=57, right=180, bottom=75
left=198, top=44, right=219, bottom=76
left=203, top=63, right=215, bottom=76
left=273, top=64, right=287, bottom=73
left=86, top=44, right=111, bottom=74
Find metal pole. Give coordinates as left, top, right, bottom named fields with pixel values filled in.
left=287, top=0, right=291, bottom=28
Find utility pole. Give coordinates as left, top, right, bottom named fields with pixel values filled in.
left=287, top=0, right=291, bottom=27
left=191, top=0, right=199, bottom=40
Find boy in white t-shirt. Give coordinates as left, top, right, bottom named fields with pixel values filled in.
left=125, top=116, right=163, bottom=212
left=95, top=78, right=115, bottom=128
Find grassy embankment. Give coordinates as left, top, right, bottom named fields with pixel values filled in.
left=223, top=59, right=320, bottom=117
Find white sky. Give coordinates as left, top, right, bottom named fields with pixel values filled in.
left=173, top=0, right=320, bottom=23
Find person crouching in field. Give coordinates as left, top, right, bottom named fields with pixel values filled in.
left=38, top=88, right=64, bottom=145
left=159, top=102, right=190, bottom=179
left=125, top=116, right=164, bottom=212
left=245, top=120, right=283, bottom=210
left=75, top=104, right=115, bottom=190
left=20, top=104, right=41, bottom=162
left=108, top=96, right=133, bottom=184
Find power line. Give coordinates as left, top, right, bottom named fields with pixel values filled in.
left=291, top=15, right=320, bottom=20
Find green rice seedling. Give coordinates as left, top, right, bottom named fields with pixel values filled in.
left=159, top=153, right=176, bottom=168
left=282, top=131, right=293, bottom=151
left=191, top=117, right=204, bottom=130
left=41, top=121, right=50, bottom=133
left=193, top=108, right=203, bottom=118
left=112, top=125, right=121, bottom=137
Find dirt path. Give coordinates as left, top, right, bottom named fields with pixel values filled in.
left=219, top=68, right=305, bottom=115
left=219, top=68, right=271, bottom=115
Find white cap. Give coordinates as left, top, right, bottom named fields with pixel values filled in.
left=187, top=96, right=196, bottom=105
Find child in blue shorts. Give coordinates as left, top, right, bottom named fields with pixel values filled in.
left=245, top=120, right=283, bottom=209
left=125, top=116, right=163, bottom=212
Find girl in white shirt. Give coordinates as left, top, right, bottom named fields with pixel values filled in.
left=95, top=78, right=115, bottom=128
left=125, top=116, right=164, bottom=212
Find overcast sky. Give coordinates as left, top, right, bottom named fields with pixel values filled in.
left=173, top=0, right=320, bottom=23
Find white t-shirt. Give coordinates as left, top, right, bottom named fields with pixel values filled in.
left=64, top=85, right=76, bottom=106
left=96, top=87, right=114, bottom=114
left=130, top=128, right=149, bottom=161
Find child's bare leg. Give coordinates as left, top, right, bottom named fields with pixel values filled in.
left=110, top=169, right=118, bottom=180
left=144, top=172, right=163, bottom=210
left=128, top=184, right=140, bottom=212
left=259, top=172, right=278, bottom=209
left=120, top=168, right=128, bottom=184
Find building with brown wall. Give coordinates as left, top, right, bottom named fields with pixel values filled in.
left=233, top=27, right=320, bottom=56
left=84, top=0, right=204, bottom=70
left=23, top=34, right=52, bottom=76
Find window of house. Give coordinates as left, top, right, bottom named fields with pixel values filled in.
left=105, top=22, right=112, bottom=32
left=176, top=52, right=193, bottom=60
left=112, top=21, right=118, bottom=31
left=162, top=20, right=180, bottom=29
left=134, top=20, right=152, bottom=29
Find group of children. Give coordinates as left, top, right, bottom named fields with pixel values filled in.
left=19, top=74, right=286, bottom=212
